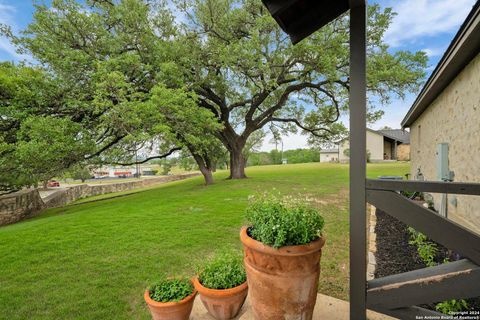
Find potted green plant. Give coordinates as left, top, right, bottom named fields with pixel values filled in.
left=144, top=277, right=197, bottom=320
left=193, top=252, right=248, bottom=320
left=240, top=194, right=326, bottom=320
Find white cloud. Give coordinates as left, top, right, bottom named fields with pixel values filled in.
left=383, top=0, right=476, bottom=47
left=0, top=2, right=32, bottom=61
left=422, top=46, right=446, bottom=58
left=0, top=3, right=15, bottom=24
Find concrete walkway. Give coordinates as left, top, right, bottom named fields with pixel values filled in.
left=190, top=293, right=396, bottom=320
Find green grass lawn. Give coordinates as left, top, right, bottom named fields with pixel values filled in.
left=0, top=162, right=409, bottom=320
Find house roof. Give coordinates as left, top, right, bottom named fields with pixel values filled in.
left=401, top=1, right=480, bottom=128
left=377, top=129, right=410, bottom=144
left=339, top=128, right=408, bottom=144
left=320, top=149, right=339, bottom=153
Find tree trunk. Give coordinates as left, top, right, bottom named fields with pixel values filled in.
left=229, top=148, right=247, bottom=179
left=199, top=165, right=214, bottom=185
left=190, top=149, right=214, bottom=185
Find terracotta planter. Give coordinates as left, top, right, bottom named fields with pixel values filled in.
left=240, top=226, right=326, bottom=320
left=193, top=276, right=248, bottom=320
left=144, top=285, right=197, bottom=320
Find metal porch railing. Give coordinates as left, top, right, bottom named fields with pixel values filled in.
left=362, top=179, right=480, bottom=318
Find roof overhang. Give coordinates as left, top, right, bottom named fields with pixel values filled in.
left=261, top=0, right=357, bottom=44
left=401, top=2, right=480, bottom=128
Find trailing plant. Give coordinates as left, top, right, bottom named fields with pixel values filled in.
left=149, top=278, right=193, bottom=303
left=245, top=193, right=324, bottom=248
left=407, top=228, right=469, bottom=313
left=198, top=252, right=246, bottom=290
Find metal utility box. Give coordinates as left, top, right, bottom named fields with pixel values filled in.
left=437, top=143, right=450, bottom=181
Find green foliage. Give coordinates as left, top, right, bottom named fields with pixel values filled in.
left=435, top=299, right=468, bottom=314
left=246, top=194, right=324, bottom=248
left=0, top=63, right=69, bottom=191
left=407, top=227, right=438, bottom=267
left=198, top=252, right=246, bottom=290
left=68, top=165, right=93, bottom=182
left=172, top=0, right=427, bottom=178
left=407, top=227, right=469, bottom=314
left=178, top=152, right=198, bottom=171
left=159, top=160, right=172, bottom=175
left=149, top=278, right=193, bottom=303
left=247, top=148, right=320, bottom=166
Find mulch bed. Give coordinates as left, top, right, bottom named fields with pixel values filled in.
left=374, top=208, right=425, bottom=277
left=374, top=208, right=480, bottom=312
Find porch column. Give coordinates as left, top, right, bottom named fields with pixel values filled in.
left=349, top=1, right=367, bottom=319
left=394, top=140, right=398, bottom=160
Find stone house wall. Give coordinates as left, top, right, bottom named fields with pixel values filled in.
left=410, top=53, right=480, bottom=234
left=396, top=144, right=410, bottom=161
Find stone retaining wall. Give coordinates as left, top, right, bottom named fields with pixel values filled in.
left=0, top=189, right=44, bottom=226
left=0, top=173, right=200, bottom=227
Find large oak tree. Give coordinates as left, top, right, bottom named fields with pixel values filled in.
left=173, top=0, right=427, bottom=178
left=1, top=0, right=222, bottom=187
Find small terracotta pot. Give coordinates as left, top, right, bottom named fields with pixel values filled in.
left=144, top=284, right=197, bottom=320
left=193, top=276, right=248, bottom=320
left=240, top=226, right=326, bottom=320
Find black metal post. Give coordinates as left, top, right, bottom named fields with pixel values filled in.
left=349, top=1, right=367, bottom=319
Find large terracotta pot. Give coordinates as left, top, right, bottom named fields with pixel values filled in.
left=240, top=226, right=326, bottom=320
left=144, top=285, right=197, bottom=320
left=193, top=276, right=248, bottom=320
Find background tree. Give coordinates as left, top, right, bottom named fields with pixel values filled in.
left=1, top=0, right=220, bottom=187
left=68, top=165, right=94, bottom=183
left=0, top=62, right=94, bottom=190
left=15, top=116, right=94, bottom=189
left=242, top=130, right=266, bottom=166
left=173, top=0, right=427, bottom=179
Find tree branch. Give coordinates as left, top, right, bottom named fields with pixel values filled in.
left=270, top=117, right=333, bottom=138
left=111, top=147, right=182, bottom=166
left=84, top=135, right=126, bottom=160
left=253, top=80, right=329, bottom=127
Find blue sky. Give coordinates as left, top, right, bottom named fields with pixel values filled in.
left=0, top=0, right=477, bottom=150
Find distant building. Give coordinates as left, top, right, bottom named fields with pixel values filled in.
left=320, top=149, right=339, bottom=163
left=377, top=129, right=411, bottom=161
left=93, top=166, right=155, bottom=178
left=401, top=2, right=480, bottom=233
left=339, top=128, right=410, bottom=163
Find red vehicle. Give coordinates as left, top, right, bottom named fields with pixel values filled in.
left=47, top=180, right=60, bottom=187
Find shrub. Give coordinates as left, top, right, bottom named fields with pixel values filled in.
left=198, top=252, right=246, bottom=289
left=149, top=278, right=193, bottom=303
left=161, top=162, right=172, bottom=175
left=245, top=194, right=324, bottom=248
